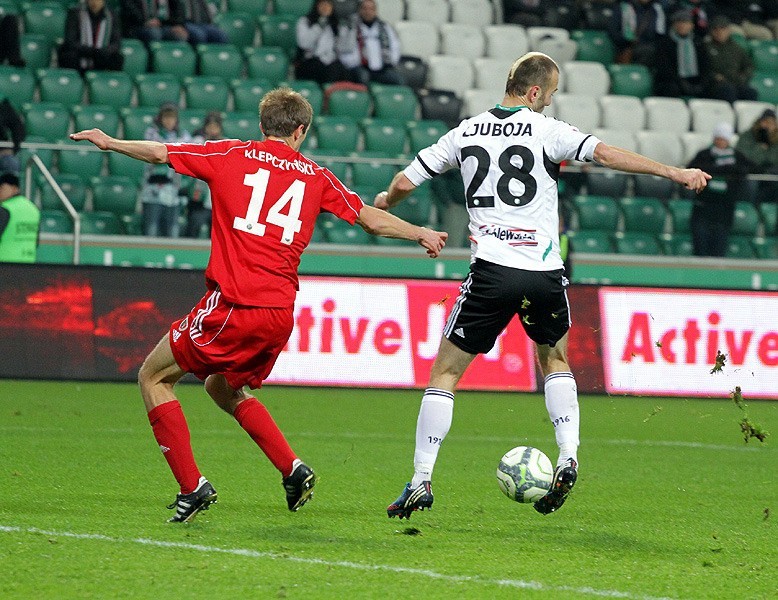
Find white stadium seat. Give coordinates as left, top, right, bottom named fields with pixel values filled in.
left=526, top=26, right=570, bottom=50
left=440, top=23, right=485, bottom=60
left=427, top=54, right=474, bottom=96
left=600, top=95, right=645, bottom=132
left=553, top=93, right=601, bottom=132
left=463, top=89, right=498, bottom=117
left=536, top=37, right=578, bottom=66
left=484, top=24, right=529, bottom=59
left=473, top=56, right=513, bottom=91
left=395, top=20, right=439, bottom=59
left=733, top=100, right=774, bottom=133
left=593, top=128, right=638, bottom=153
left=688, top=98, right=735, bottom=134
left=681, top=131, right=715, bottom=163
left=561, top=61, right=610, bottom=97
left=643, top=96, right=690, bottom=132
left=636, top=130, right=683, bottom=166
left=378, top=0, right=405, bottom=24
left=450, top=0, right=494, bottom=27
left=406, top=0, right=450, bottom=25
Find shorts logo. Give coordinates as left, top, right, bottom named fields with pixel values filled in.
left=454, top=327, right=465, bottom=338
left=178, top=317, right=188, bottom=331
left=172, top=330, right=181, bottom=342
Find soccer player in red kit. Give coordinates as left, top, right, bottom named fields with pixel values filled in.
left=71, top=88, right=448, bottom=523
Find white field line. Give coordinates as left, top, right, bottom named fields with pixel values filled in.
left=0, top=525, right=675, bottom=600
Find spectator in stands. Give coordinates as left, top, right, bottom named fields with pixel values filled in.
left=0, top=14, right=25, bottom=67
left=503, top=0, right=579, bottom=28
left=141, top=103, right=192, bottom=237
left=653, top=9, right=711, bottom=98
left=58, top=0, right=124, bottom=73
left=181, top=0, right=228, bottom=45
left=295, top=0, right=355, bottom=84
left=670, top=0, right=711, bottom=39
left=0, top=99, right=25, bottom=176
left=710, top=0, right=773, bottom=41
left=184, top=111, right=222, bottom=238
left=120, top=0, right=189, bottom=43
left=608, top=0, right=667, bottom=66
left=0, top=172, right=40, bottom=264
left=687, top=123, right=753, bottom=257
left=736, top=109, right=778, bottom=206
left=333, top=0, right=360, bottom=19
left=705, top=15, right=757, bottom=103
left=341, top=0, right=404, bottom=86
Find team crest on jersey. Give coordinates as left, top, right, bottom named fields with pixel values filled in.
left=178, top=318, right=188, bottom=331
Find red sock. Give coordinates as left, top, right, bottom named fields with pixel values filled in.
left=233, top=398, right=297, bottom=476
left=147, top=400, right=202, bottom=494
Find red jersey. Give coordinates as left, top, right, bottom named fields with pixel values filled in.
left=166, top=139, right=364, bottom=307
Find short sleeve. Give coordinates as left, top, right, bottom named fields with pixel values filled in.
left=544, top=119, right=601, bottom=164
left=166, top=139, right=247, bottom=181
left=318, top=167, right=364, bottom=224
left=404, top=128, right=460, bottom=186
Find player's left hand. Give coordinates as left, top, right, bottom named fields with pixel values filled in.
left=70, top=129, right=113, bottom=151
left=374, top=191, right=390, bottom=211
left=418, top=227, right=448, bottom=258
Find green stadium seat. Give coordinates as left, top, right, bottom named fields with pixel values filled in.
left=752, top=236, right=778, bottom=259
left=57, top=139, right=105, bottom=181
left=732, top=201, right=761, bottom=236
left=759, top=202, right=776, bottom=235
left=120, top=38, right=148, bottom=77
left=222, top=111, right=258, bottom=139
left=39, top=173, right=87, bottom=211
left=661, top=232, right=693, bottom=256
left=286, top=79, right=323, bottom=114
left=85, top=71, right=133, bottom=109
left=22, top=1, right=66, bottom=44
left=571, top=29, right=615, bottom=65
left=608, top=64, right=653, bottom=98
left=226, top=0, right=257, bottom=11
left=150, top=41, right=196, bottom=79
left=633, top=173, right=674, bottom=199
left=184, top=76, right=229, bottom=111
left=327, top=87, right=372, bottom=118
left=371, top=85, right=419, bottom=121
left=231, top=78, right=273, bottom=112
left=79, top=210, right=123, bottom=235
left=750, top=40, right=778, bottom=74
left=257, top=15, right=297, bottom=57
left=311, top=151, right=350, bottom=183
left=178, top=109, right=205, bottom=134
left=619, top=197, right=667, bottom=234
left=120, top=106, right=158, bottom=140
left=361, top=119, right=407, bottom=154
left=122, top=212, right=143, bottom=235
left=350, top=154, right=398, bottom=189
left=725, top=235, right=756, bottom=259
left=309, top=224, right=326, bottom=244
left=392, top=194, right=432, bottom=226
left=72, top=104, right=120, bottom=137
left=407, top=120, right=448, bottom=153
left=22, top=101, right=69, bottom=141
left=570, top=229, right=613, bottom=253
left=214, top=11, right=256, bottom=48
left=750, top=72, right=778, bottom=104
left=0, top=66, right=35, bottom=108
left=20, top=34, right=52, bottom=70
left=39, top=209, right=73, bottom=234
left=0, top=0, right=19, bottom=16
left=314, top=116, right=360, bottom=153
left=244, top=46, right=289, bottom=85
left=614, top=232, right=662, bottom=255
left=572, top=195, right=619, bottom=231
left=273, top=0, right=308, bottom=17
left=319, top=215, right=373, bottom=245
left=17, top=136, right=55, bottom=173
left=586, top=170, right=629, bottom=197
left=91, top=175, right=138, bottom=217
left=667, top=198, right=692, bottom=234
left=108, top=149, right=146, bottom=183
left=197, top=43, right=244, bottom=82
left=36, top=67, right=84, bottom=106
left=134, top=73, right=181, bottom=108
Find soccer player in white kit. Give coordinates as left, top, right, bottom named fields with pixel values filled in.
left=379, top=52, right=711, bottom=518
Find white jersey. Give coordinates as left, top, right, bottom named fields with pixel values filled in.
left=404, top=106, right=600, bottom=271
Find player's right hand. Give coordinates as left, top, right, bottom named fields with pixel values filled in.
left=374, top=191, right=390, bottom=211
left=70, top=129, right=113, bottom=151
left=418, top=227, right=448, bottom=258
left=674, top=167, right=712, bottom=193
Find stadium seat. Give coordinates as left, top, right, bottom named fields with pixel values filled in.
left=20, top=33, right=51, bottom=70
left=361, top=119, right=407, bottom=154
left=586, top=171, right=629, bottom=197
left=311, top=152, right=350, bottom=183
left=463, top=89, right=498, bottom=118
left=733, top=100, right=774, bottom=133
left=620, top=197, right=667, bottom=234
left=572, top=195, right=619, bottom=231
left=562, top=61, right=610, bottom=97
left=752, top=236, right=778, bottom=259
left=85, top=71, right=133, bottom=109
left=184, top=76, right=229, bottom=111
left=120, top=106, right=158, bottom=140
left=427, top=55, right=474, bottom=97
left=484, top=24, right=529, bottom=59
left=759, top=202, right=777, bottom=235
left=79, top=210, right=123, bottom=235
left=526, top=26, right=570, bottom=49
left=750, top=40, right=778, bottom=73
left=750, top=72, right=778, bottom=103
left=22, top=1, right=66, bottom=44
left=394, top=21, right=440, bottom=60
left=226, top=0, right=256, bottom=11
left=726, top=235, right=756, bottom=259
left=553, top=94, right=600, bottom=132
left=667, top=198, right=693, bottom=234
left=593, top=128, right=637, bottom=152
left=327, top=87, right=372, bottom=118
left=314, top=116, right=360, bottom=153
left=214, top=11, right=255, bottom=48
left=406, top=0, right=449, bottom=25
left=643, top=96, right=690, bottom=132
left=688, top=98, right=735, bottom=134
left=634, top=174, right=675, bottom=199
left=584, top=3, right=615, bottom=30
left=57, top=140, right=104, bottom=182
left=0, top=67, right=35, bottom=108
left=120, top=38, right=148, bottom=77
left=134, top=73, right=181, bottom=108
left=614, top=232, right=662, bottom=255
left=376, top=0, right=404, bottom=24
left=473, top=57, right=514, bottom=93
left=36, top=67, right=84, bottom=106
left=273, top=0, right=308, bottom=18
left=17, top=136, right=54, bottom=173
left=732, top=201, right=762, bottom=237
left=571, top=29, right=615, bottom=64
left=320, top=215, right=373, bottom=244
left=599, top=95, right=645, bottom=132
left=449, top=0, right=493, bottom=27
left=418, top=89, right=462, bottom=128
left=91, top=175, right=138, bottom=217
left=662, top=232, right=693, bottom=256
left=371, top=85, right=418, bottom=121
left=244, top=46, right=289, bottom=85
left=72, top=104, right=120, bottom=137
left=39, top=174, right=87, bottom=211
left=407, top=119, right=448, bottom=153
left=22, top=102, right=69, bottom=141
left=393, top=193, right=432, bottom=226
left=257, top=14, right=297, bottom=57
left=635, top=131, right=683, bottom=166
left=570, top=229, right=613, bottom=253
left=439, top=23, right=485, bottom=60
left=150, top=41, right=196, bottom=79
left=680, top=131, right=712, bottom=164
left=221, top=111, right=258, bottom=140
left=350, top=154, right=399, bottom=189
left=286, top=79, right=324, bottom=114
left=231, top=78, right=272, bottom=113
left=0, top=0, right=19, bottom=16
left=178, top=109, right=204, bottom=134
left=197, top=43, right=243, bottom=82
left=39, top=209, right=73, bottom=234
left=396, top=55, right=428, bottom=91
left=537, top=37, right=578, bottom=67
left=607, top=64, right=653, bottom=98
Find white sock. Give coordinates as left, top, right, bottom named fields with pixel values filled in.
left=544, top=372, right=579, bottom=468
left=411, top=388, right=454, bottom=487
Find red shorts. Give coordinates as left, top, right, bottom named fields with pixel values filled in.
left=169, top=289, right=293, bottom=390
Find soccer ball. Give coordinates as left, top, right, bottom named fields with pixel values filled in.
left=496, top=446, right=554, bottom=503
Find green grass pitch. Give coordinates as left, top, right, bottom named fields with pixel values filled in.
left=1, top=380, right=776, bottom=599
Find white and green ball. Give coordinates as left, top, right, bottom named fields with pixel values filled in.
left=496, top=446, right=554, bottom=503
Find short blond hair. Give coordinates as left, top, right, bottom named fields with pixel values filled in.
left=505, top=52, right=559, bottom=97
left=260, top=88, right=313, bottom=137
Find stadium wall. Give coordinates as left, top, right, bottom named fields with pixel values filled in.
left=1, top=263, right=775, bottom=399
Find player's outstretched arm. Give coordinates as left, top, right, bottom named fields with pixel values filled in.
left=374, top=172, right=417, bottom=210
left=593, top=142, right=711, bottom=192
left=69, top=129, right=169, bottom=164
left=356, top=205, right=448, bottom=258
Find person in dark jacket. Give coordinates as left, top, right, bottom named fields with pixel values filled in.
left=687, top=122, right=753, bottom=257
left=181, top=0, right=228, bottom=45
left=120, top=0, right=189, bottom=42
left=58, top=0, right=124, bottom=73
left=653, top=9, right=711, bottom=98
left=705, top=15, right=757, bottom=103
left=0, top=14, right=25, bottom=67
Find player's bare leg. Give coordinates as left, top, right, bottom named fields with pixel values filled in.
left=388, top=338, right=476, bottom=519
left=534, top=333, right=579, bottom=514
left=138, top=333, right=216, bottom=522
left=205, top=374, right=317, bottom=511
